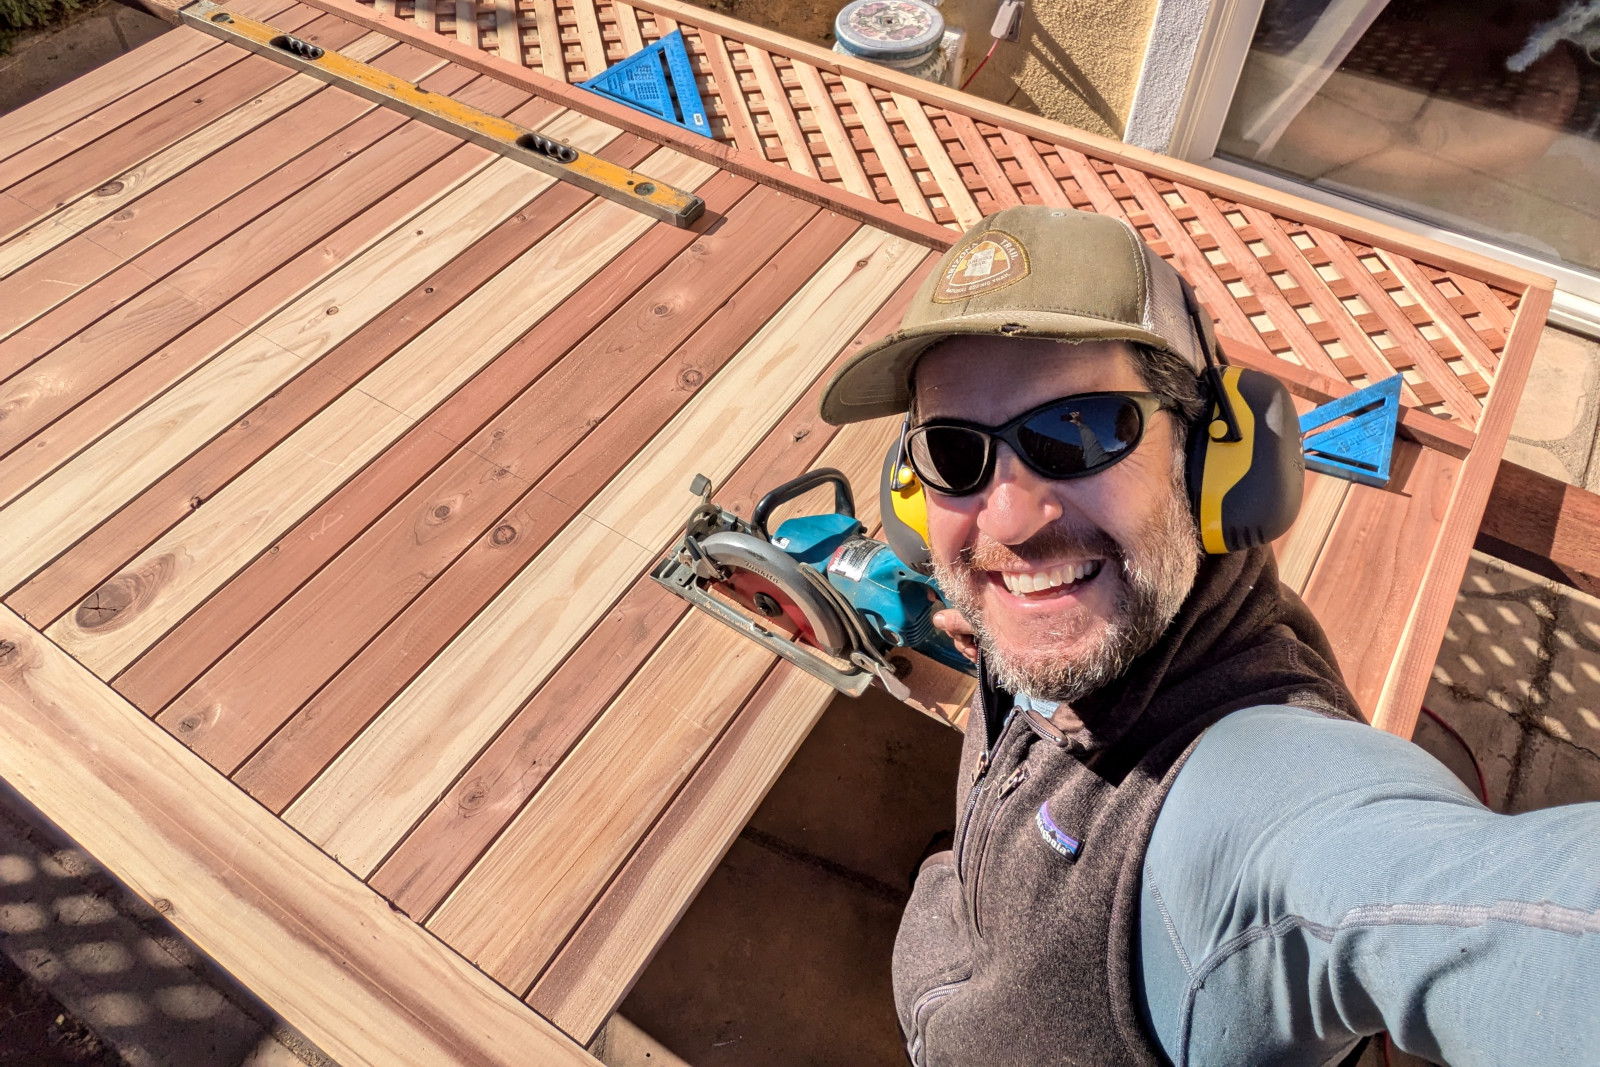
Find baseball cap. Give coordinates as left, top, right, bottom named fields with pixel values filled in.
left=818, top=206, right=1215, bottom=425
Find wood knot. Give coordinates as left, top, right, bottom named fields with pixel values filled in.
left=113, top=210, right=133, bottom=222
left=95, top=180, right=125, bottom=197
left=152, top=898, right=173, bottom=915
left=433, top=504, right=451, bottom=520
left=652, top=303, right=671, bottom=317
left=424, top=286, right=435, bottom=295
left=74, top=559, right=174, bottom=633
left=792, top=427, right=811, bottom=442
left=678, top=368, right=703, bottom=388
left=0, top=641, right=16, bottom=666
left=458, top=781, right=489, bottom=814
left=188, top=496, right=204, bottom=510
left=75, top=583, right=133, bottom=630
left=178, top=714, right=203, bottom=733
left=325, top=305, right=338, bottom=315
left=491, top=524, right=516, bottom=546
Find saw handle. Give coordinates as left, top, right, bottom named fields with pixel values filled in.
left=753, top=468, right=855, bottom=540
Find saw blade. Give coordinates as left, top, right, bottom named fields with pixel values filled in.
left=696, top=531, right=853, bottom=656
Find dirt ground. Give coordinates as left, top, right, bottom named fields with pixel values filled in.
left=0, top=0, right=168, bottom=115
left=676, top=0, right=837, bottom=47
left=0, top=951, right=121, bottom=1066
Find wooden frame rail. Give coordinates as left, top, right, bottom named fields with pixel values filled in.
left=0, top=606, right=599, bottom=1067
left=1477, top=460, right=1600, bottom=599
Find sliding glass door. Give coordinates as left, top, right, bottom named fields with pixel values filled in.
left=1213, top=0, right=1599, bottom=279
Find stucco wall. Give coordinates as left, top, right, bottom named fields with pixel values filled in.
left=938, top=0, right=1160, bottom=138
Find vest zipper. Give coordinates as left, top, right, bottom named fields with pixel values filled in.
left=953, top=748, right=989, bottom=870
left=955, top=710, right=1022, bottom=928
left=970, top=763, right=1028, bottom=937
left=907, top=971, right=972, bottom=1067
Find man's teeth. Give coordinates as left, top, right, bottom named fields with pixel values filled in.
left=1000, top=560, right=1102, bottom=595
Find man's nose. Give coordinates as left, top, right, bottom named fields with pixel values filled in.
left=977, top=445, right=1065, bottom=545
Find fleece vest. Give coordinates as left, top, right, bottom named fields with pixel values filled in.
left=891, top=546, right=1359, bottom=1066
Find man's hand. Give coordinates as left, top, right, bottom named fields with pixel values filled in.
left=934, top=608, right=980, bottom=663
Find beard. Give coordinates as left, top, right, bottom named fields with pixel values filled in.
left=932, top=463, right=1201, bottom=705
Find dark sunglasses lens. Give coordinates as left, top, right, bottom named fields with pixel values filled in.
left=909, top=426, right=990, bottom=492
left=1016, top=397, right=1143, bottom=477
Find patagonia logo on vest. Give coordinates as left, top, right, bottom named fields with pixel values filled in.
left=1036, top=802, right=1080, bottom=861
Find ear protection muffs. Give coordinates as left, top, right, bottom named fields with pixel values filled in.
left=878, top=281, right=1305, bottom=561
left=1186, top=363, right=1303, bottom=553
left=1176, top=276, right=1303, bottom=553
left=880, top=427, right=935, bottom=575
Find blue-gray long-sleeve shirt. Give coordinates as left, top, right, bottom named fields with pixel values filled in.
left=1134, top=705, right=1600, bottom=1066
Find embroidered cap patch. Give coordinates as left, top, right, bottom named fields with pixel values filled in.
left=1036, top=802, right=1080, bottom=861
left=932, top=230, right=1030, bottom=303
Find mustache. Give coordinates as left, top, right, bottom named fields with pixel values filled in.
left=956, top=521, right=1125, bottom=574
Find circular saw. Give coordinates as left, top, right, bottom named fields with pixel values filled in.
left=652, top=468, right=976, bottom=699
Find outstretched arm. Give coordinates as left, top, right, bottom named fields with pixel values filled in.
left=1136, top=705, right=1600, bottom=1067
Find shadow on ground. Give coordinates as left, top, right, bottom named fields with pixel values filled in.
left=621, top=685, right=962, bottom=1065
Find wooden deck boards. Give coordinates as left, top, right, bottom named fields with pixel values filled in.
left=0, top=0, right=1555, bottom=1055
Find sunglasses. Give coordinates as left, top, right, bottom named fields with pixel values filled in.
left=904, top=392, right=1182, bottom=495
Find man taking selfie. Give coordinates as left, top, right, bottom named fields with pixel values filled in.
left=819, top=206, right=1600, bottom=1066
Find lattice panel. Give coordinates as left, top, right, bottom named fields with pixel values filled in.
left=350, top=0, right=1525, bottom=432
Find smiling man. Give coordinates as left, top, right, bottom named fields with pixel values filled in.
left=818, top=206, right=1600, bottom=1067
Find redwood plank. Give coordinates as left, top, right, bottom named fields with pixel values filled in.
left=945, top=114, right=1019, bottom=212
left=996, top=131, right=1072, bottom=208
left=426, top=608, right=778, bottom=988
left=0, top=41, right=443, bottom=342
left=792, top=63, right=871, bottom=199
left=527, top=663, right=829, bottom=1037
left=362, top=214, right=875, bottom=916
left=456, top=0, right=479, bottom=46
left=0, top=0, right=304, bottom=171
left=1306, top=225, right=1482, bottom=427
left=1236, top=205, right=1424, bottom=406
left=0, top=10, right=356, bottom=234
left=227, top=209, right=859, bottom=811
left=746, top=48, right=816, bottom=178
left=425, top=410, right=900, bottom=991
left=1377, top=249, right=1502, bottom=380
left=533, top=0, right=562, bottom=76
left=0, top=29, right=224, bottom=166
left=1301, top=442, right=1460, bottom=716
left=1116, top=168, right=1258, bottom=343
left=699, top=31, right=761, bottom=154
left=0, top=605, right=603, bottom=1067
left=6, top=133, right=655, bottom=632
left=276, top=228, right=920, bottom=876
left=0, top=113, right=608, bottom=588
left=1178, top=187, right=1337, bottom=376
left=612, top=1, right=646, bottom=53
left=1371, top=284, right=1550, bottom=737
left=0, top=74, right=514, bottom=460
left=146, top=174, right=776, bottom=769
left=370, top=579, right=692, bottom=916
left=1477, top=458, right=1600, bottom=599
left=44, top=151, right=716, bottom=678
left=840, top=77, right=929, bottom=222
left=893, top=96, right=978, bottom=229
